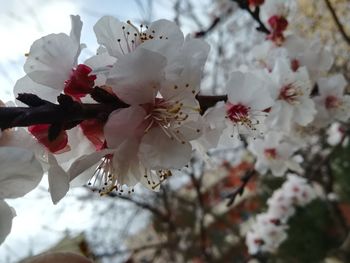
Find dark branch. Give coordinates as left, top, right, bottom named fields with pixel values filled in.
left=226, top=169, right=256, bottom=206
left=0, top=94, right=227, bottom=130
left=233, top=0, right=271, bottom=35
left=195, top=17, right=222, bottom=38
left=324, top=0, right=350, bottom=45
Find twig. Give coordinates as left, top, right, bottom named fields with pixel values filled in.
left=226, top=169, right=256, bottom=206
left=188, top=160, right=213, bottom=262
left=233, top=0, right=270, bottom=35
left=324, top=0, right=350, bottom=45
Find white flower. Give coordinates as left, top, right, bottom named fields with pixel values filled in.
left=265, top=59, right=316, bottom=132
left=14, top=15, right=99, bottom=102
left=246, top=174, right=317, bottom=254
left=67, top=37, right=209, bottom=194
left=327, top=122, right=348, bottom=146
left=284, top=35, right=334, bottom=82
left=313, top=74, right=350, bottom=125
left=249, top=41, right=289, bottom=71
left=246, top=213, right=288, bottom=254
left=282, top=174, right=316, bottom=206
left=267, top=189, right=295, bottom=223
left=223, top=71, right=274, bottom=139
left=248, top=131, right=302, bottom=176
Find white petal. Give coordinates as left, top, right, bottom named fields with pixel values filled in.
left=27, top=70, right=68, bottom=91
left=0, top=147, right=43, bottom=199
left=318, top=74, right=347, bottom=97
left=68, top=149, right=113, bottom=182
left=147, top=19, right=184, bottom=45
left=54, top=127, right=95, bottom=171
left=139, top=128, right=192, bottom=169
left=226, top=71, right=254, bottom=104
left=94, top=16, right=139, bottom=59
left=0, top=200, right=15, bottom=245
left=293, top=98, right=316, bottom=126
left=111, top=139, right=143, bottom=186
left=140, top=19, right=184, bottom=59
left=104, top=106, right=146, bottom=148
left=266, top=101, right=293, bottom=132
left=107, top=48, right=166, bottom=104
left=177, top=118, right=204, bottom=141
left=84, top=53, right=116, bottom=86
left=48, top=153, right=69, bottom=204
left=69, top=15, right=83, bottom=45
left=14, top=76, right=61, bottom=104
left=163, top=37, right=210, bottom=91
left=24, top=33, right=78, bottom=85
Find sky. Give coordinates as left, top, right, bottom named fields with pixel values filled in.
left=0, top=0, right=177, bottom=101
left=0, top=1, right=177, bottom=262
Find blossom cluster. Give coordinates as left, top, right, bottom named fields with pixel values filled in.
left=0, top=15, right=209, bottom=245
left=245, top=174, right=317, bottom=254
left=0, top=0, right=349, bottom=252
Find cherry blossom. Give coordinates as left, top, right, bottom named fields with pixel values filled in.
left=246, top=174, right=317, bottom=254
left=223, top=71, right=273, bottom=138
left=313, top=74, right=350, bottom=125
left=246, top=213, right=288, bottom=254
left=14, top=15, right=92, bottom=102
left=248, top=131, right=302, bottom=176
left=265, top=59, right=316, bottom=132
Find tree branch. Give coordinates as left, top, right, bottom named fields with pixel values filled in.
left=233, top=0, right=271, bottom=35
left=324, top=0, right=350, bottom=45
left=0, top=94, right=227, bottom=130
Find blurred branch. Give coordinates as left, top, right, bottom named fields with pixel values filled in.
left=188, top=159, right=213, bottom=262
left=195, top=17, right=221, bottom=38
left=226, top=169, right=256, bottom=206
left=324, top=0, right=350, bottom=45
left=232, top=0, right=270, bottom=35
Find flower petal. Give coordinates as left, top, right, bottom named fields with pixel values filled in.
left=0, top=147, right=43, bottom=199
left=111, top=139, right=143, bottom=186
left=0, top=200, right=15, bottom=245
left=139, top=127, right=192, bottom=169
left=24, top=33, right=78, bottom=89
left=14, top=76, right=61, bottom=105
left=104, top=105, right=147, bottom=148
left=93, top=16, right=139, bottom=59
left=47, top=153, right=70, bottom=204
left=68, top=149, right=113, bottom=182
left=107, top=48, right=166, bottom=105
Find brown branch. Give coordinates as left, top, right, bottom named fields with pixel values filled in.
left=233, top=0, right=271, bottom=35
left=0, top=94, right=227, bottom=130
left=188, top=160, right=213, bottom=263
left=226, top=169, right=256, bottom=206
left=324, top=0, right=350, bottom=45
left=106, top=193, right=170, bottom=223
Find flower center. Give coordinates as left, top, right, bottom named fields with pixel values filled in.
left=143, top=97, right=200, bottom=143
left=264, top=148, right=277, bottom=159
left=325, top=95, right=341, bottom=109
left=226, top=103, right=249, bottom=123
left=290, top=59, right=300, bottom=72
left=64, top=64, right=96, bottom=99
left=279, top=84, right=303, bottom=104
left=88, top=154, right=124, bottom=195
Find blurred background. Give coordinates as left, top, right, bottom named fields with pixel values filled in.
left=1, top=0, right=350, bottom=262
